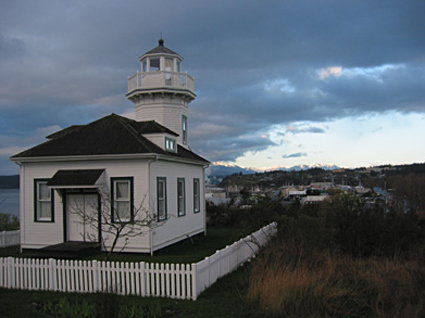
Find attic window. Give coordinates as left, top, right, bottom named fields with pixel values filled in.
left=165, top=137, right=176, bottom=152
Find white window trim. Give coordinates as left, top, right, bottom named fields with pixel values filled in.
left=111, top=178, right=133, bottom=223
left=34, top=179, right=53, bottom=222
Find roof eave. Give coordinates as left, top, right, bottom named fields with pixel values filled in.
left=11, top=153, right=210, bottom=166
left=10, top=153, right=160, bottom=163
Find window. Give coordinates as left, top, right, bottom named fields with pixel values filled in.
left=142, top=59, right=148, bottom=72
left=177, top=178, right=186, bottom=217
left=165, top=137, right=176, bottom=152
left=165, top=58, right=173, bottom=85
left=111, top=178, right=133, bottom=222
left=165, top=58, right=173, bottom=72
left=150, top=58, right=160, bottom=72
left=182, top=115, right=188, bottom=145
left=193, top=178, right=200, bottom=213
left=176, top=61, right=181, bottom=73
left=157, top=177, right=167, bottom=221
left=34, top=179, right=54, bottom=222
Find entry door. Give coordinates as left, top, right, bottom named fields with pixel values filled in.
left=66, top=194, right=98, bottom=242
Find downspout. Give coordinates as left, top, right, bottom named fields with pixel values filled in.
left=202, top=164, right=209, bottom=236
left=17, top=162, right=24, bottom=253
left=148, top=155, right=159, bottom=256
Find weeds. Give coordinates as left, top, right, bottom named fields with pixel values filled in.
left=247, top=193, right=425, bottom=318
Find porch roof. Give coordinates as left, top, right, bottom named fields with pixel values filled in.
left=47, top=169, right=105, bottom=187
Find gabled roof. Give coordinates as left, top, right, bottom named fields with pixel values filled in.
left=11, top=114, right=209, bottom=164
left=141, top=39, right=182, bottom=59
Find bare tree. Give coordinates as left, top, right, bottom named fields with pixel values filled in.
left=69, top=189, right=165, bottom=260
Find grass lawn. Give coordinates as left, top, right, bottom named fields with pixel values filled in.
left=0, top=227, right=252, bottom=264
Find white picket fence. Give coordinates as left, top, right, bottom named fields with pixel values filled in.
left=0, top=230, right=20, bottom=248
left=0, top=222, right=276, bottom=300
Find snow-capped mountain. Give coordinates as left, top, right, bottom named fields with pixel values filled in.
left=274, top=163, right=341, bottom=172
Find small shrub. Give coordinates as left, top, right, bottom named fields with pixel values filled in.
left=44, top=297, right=95, bottom=318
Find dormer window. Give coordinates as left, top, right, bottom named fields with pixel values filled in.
left=165, top=137, right=176, bottom=152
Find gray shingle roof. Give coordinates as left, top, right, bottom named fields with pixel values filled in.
left=142, top=39, right=182, bottom=58
left=47, top=169, right=105, bottom=186
left=11, top=114, right=209, bottom=164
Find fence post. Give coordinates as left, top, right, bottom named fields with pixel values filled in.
left=93, top=260, right=99, bottom=292
left=7, top=257, right=14, bottom=288
left=49, top=258, right=55, bottom=291
left=191, top=263, right=197, bottom=301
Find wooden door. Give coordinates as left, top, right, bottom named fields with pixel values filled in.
left=66, top=194, right=98, bottom=242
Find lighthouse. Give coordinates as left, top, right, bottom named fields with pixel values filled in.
left=126, top=39, right=196, bottom=148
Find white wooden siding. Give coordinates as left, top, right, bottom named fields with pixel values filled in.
left=150, top=160, right=206, bottom=252
left=20, top=159, right=151, bottom=252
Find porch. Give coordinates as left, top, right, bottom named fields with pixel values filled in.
left=35, top=241, right=101, bottom=259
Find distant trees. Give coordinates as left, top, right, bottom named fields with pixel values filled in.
left=0, top=213, right=19, bottom=231
left=387, top=173, right=425, bottom=212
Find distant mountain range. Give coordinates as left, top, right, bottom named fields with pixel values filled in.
left=206, top=163, right=341, bottom=184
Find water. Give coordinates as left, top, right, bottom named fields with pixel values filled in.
left=0, top=189, right=20, bottom=219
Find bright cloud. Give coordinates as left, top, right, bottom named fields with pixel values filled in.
left=318, top=67, right=343, bottom=79
left=318, top=64, right=405, bottom=82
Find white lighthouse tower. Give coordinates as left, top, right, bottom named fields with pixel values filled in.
left=126, top=39, right=196, bottom=148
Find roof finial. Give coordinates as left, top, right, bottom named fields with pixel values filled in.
left=159, top=31, right=164, bottom=46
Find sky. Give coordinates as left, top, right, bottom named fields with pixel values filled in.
left=1, top=0, right=424, bottom=175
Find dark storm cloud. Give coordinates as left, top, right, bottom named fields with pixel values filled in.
left=282, top=153, right=308, bottom=159
left=0, top=0, right=424, bottom=173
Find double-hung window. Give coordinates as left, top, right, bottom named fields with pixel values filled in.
left=111, top=178, right=133, bottom=223
left=177, top=178, right=186, bottom=217
left=157, top=177, right=167, bottom=221
left=182, top=115, right=188, bottom=145
left=193, top=178, right=200, bottom=213
left=34, top=179, right=54, bottom=222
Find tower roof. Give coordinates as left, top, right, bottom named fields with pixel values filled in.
left=141, top=39, right=182, bottom=59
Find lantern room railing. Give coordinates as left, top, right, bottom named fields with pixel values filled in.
left=128, top=71, right=195, bottom=95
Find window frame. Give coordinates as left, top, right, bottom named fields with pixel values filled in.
left=182, top=115, right=188, bottom=145
left=177, top=178, right=186, bottom=217
left=157, top=177, right=167, bottom=221
left=111, top=177, right=134, bottom=223
left=34, top=179, right=54, bottom=222
left=193, top=178, right=200, bottom=213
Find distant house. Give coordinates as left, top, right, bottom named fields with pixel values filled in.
left=10, top=39, right=209, bottom=254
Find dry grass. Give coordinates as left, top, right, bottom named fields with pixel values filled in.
left=248, top=248, right=425, bottom=317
